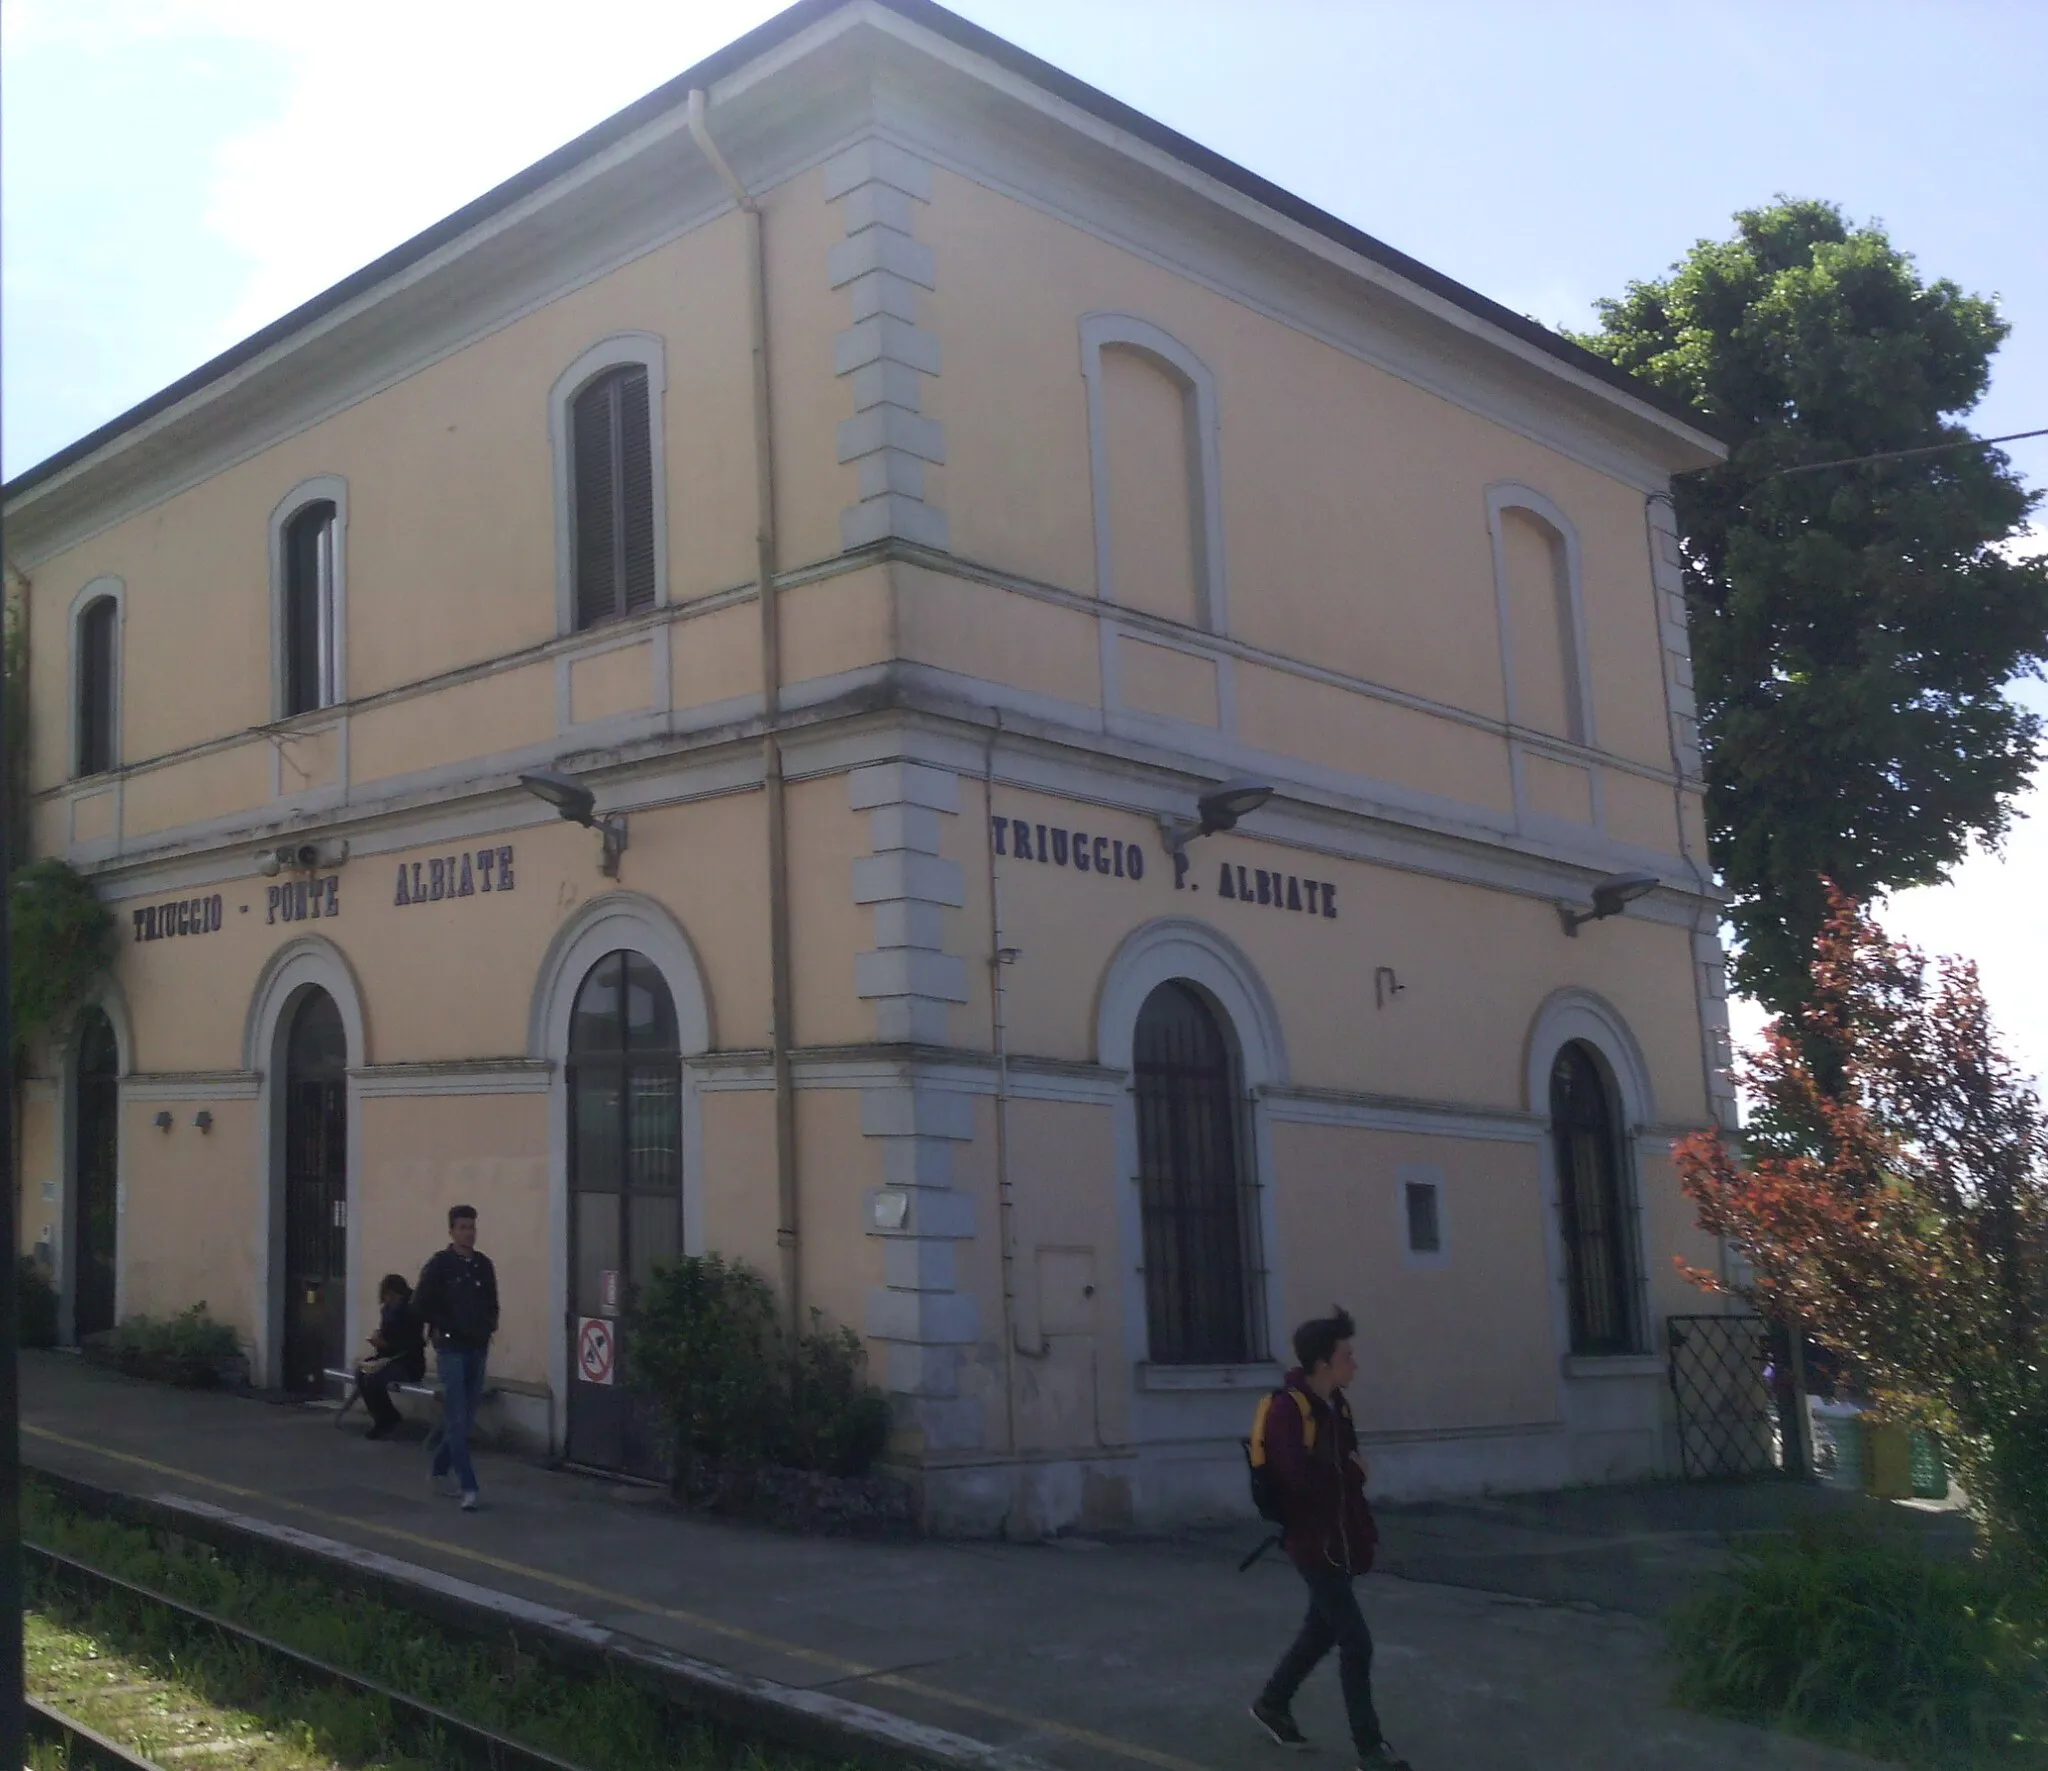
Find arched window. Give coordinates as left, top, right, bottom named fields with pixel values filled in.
left=1134, top=980, right=1254, bottom=1364
left=570, top=366, right=657, bottom=630
left=1550, top=1040, right=1636, bottom=1354
left=1488, top=487, right=1592, bottom=746
left=1081, top=314, right=1227, bottom=634
left=74, top=593, right=119, bottom=777
left=282, top=988, right=348, bottom=1395
left=566, top=949, right=681, bottom=1474
left=283, top=500, right=339, bottom=715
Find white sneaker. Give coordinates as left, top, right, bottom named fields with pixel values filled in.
left=460, top=1490, right=480, bottom=1511
left=432, top=1472, right=461, bottom=1497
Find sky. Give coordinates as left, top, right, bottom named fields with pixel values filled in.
left=5, top=0, right=2045, bottom=1079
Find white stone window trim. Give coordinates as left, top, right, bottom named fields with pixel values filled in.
left=1098, top=917, right=1287, bottom=1373
left=244, top=936, right=369, bottom=1392
left=528, top=891, right=712, bottom=1448
left=1397, top=1161, right=1450, bottom=1270
left=1525, top=987, right=1656, bottom=1365
left=1486, top=482, right=1596, bottom=749
left=54, top=983, right=135, bottom=1346
left=1080, top=312, right=1229, bottom=635
left=68, top=574, right=125, bottom=780
left=268, top=475, right=351, bottom=720
left=549, top=332, right=671, bottom=636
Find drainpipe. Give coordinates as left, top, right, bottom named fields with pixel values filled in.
left=1644, top=491, right=1731, bottom=1297
left=689, top=91, right=802, bottom=1334
left=982, top=720, right=1052, bottom=1457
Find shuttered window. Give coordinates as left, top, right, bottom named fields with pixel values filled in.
left=76, top=596, right=118, bottom=777
left=571, top=366, right=656, bottom=629
left=283, top=500, right=338, bottom=715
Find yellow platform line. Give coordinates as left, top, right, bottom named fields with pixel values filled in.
left=23, top=1424, right=1206, bottom=1771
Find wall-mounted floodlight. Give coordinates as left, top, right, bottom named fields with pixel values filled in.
left=520, top=768, right=628, bottom=877
left=1159, top=777, right=1275, bottom=859
left=1559, top=870, right=1660, bottom=937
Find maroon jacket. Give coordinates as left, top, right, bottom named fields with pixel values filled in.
left=1263, top=1368, right=1377, bottom=1575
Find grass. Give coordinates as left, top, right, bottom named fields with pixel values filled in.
left=29, top=1603, right=388, bottom=1769
left=24, top=1477, right=857, bottom=1771
left=1668, top=1518, right=2048, bottom=1768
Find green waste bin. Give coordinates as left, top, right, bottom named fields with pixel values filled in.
left=1907, top=1431, right=1947, bottom=1500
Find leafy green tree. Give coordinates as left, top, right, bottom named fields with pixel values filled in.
left=1579, top=199, right=2048, bottom=1013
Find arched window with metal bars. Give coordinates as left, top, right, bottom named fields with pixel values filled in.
left=1550, top=1039, right=1637, bottom=1354
left=1133, top=980, right=1258, bottom=1365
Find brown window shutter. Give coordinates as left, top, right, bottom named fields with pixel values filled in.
left=77, top=597, right=117, bottom=775
left=571, top=365, right=655, bottom=629
left=618, top=369, right=656, bottom=614
left=572, top=377, right=619, bottom=628
left=284, top=501, right=335, bottom=715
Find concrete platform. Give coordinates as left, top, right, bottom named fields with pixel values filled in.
left=20, top=1351, right=1890, bottom=1771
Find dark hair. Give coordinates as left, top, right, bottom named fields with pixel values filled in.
left=1293, top=1306, right=1356, bottom=1375
left=379, top=1273, right=412, bottom=1302
left=448, top=1204, right=477, bottom=1228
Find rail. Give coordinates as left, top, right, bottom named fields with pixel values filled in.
left=25, top=1540, right=591, bottom=1771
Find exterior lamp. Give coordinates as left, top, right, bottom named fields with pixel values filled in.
left=1159, top=778, right=1275, bottom=859
left=519, top=768, right=628, bottom=877
left=1558, top=870, right=1660, bottom=937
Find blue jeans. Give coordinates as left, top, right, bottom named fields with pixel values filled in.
left=431, top=1346, right=488, bottom=1493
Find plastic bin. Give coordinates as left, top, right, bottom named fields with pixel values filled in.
left=1907, top=1431, right=1948, bottom=1500
left=1862, top=1423, right=1913, bottom=1498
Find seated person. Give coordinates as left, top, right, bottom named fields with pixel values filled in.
left=358, top=1273, right=427, bottom=1440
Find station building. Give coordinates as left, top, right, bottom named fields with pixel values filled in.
left=7, top=0, right=1737, bottom=1533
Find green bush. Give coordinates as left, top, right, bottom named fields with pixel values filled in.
left=10, top=858, right=117, bottom=1057
left=782, top=1312, right=892, bottom=1479
left=1670, top=1520, right=2048, bottom=1766
left=105, top=1302, right=242, bottom=1364
left=18, top=1256, right=59, bottom=1348
left=626, top=1255, right=891, bottom=1488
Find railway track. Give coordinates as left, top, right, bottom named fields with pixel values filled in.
left=25, top=1540, right=593, bottom=1771
left=26, top=1693, right=168, bottom=1770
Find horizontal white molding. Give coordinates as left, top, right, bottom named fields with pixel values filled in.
left=122, top=1070, right=261, bottom=1101
left=353, top=1059, right=554, bottom=1097
left=1263, top=1085, right=1545, bottom=1145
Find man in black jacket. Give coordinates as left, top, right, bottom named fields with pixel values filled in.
left=413, top=1204, right=500, bottom=1510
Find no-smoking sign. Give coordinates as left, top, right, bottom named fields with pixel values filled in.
left=576, top=1315, right=615, bottom=1385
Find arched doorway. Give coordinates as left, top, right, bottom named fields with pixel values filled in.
left=1133, top=980, right=1255, bottom=1365
left=565, top=949, right=681, bottom=1475
left=71, top=1007, right=120, bottom=1340
left=282, top=989, right=349, bottom=1394
left=1550, top=1039, right=1635, bottom=1355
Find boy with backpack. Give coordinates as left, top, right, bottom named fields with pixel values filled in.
left=1246, top=1306, right=1411, bottom=1770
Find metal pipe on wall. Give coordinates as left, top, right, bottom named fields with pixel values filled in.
left=688, top=90, right=802, bottom=1332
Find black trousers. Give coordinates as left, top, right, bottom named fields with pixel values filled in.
left=357, top=1356, right=421, bottom=1430
left=1259, top=1562, right=1383, bottom=1754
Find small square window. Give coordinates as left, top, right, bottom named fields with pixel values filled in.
left=1404, top=1180, right=1441, bottom=1255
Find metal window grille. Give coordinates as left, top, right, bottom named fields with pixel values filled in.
left=1551, top=1041, right=1636, bottom=1354
left=1404, top=1180, right=1441, bottom=1254
left=1134, top=981, right=1257, bottom=1364
left=571, top=367, right=656, bottom=629
left=283, top=991, right=348, bottom=1295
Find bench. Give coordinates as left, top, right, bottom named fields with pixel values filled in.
left=324, top=1366, right=497, bottom=1452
